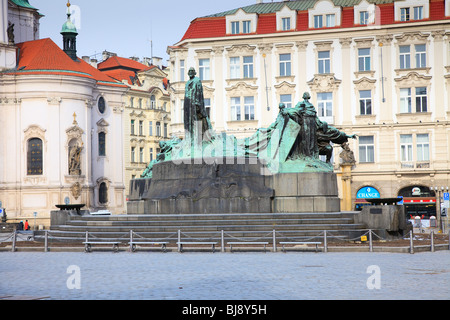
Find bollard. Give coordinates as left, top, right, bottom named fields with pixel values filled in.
left=129, top=230, right=133, bottom=252
left=273, top=230, right=276, bottom=253
left=369, top=230, right=373, bottom=253
left=11, top=231, right=16, bottom=252
left=323, top=230, right=328, bottom=253
left=430, top=231, right=434, bottom=252
left=221, top=230, right=224, bottom=253
left=44, top=230, right=48, bottom=252
left=409, top=230, right=414, bottom=254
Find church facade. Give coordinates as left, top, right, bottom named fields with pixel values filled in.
left=0, top=0, right=129, bottom=226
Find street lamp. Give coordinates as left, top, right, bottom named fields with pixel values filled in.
left=430, top=186, right=449, bottom=232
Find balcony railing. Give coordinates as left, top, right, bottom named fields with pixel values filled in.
left=400, top=161, right=430, bottom=169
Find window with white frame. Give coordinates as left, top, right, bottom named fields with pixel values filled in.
left=415, top=44, right=426, bottom=68
left=415, top=87, right=427, bottom=112
left=280, top=94, right=292, bottom=108
left=400, top=88, right=412, bottom=113
left=231, top=97, right=241, bottom=121
left=139, top=120, right=143, bottom=136
left=131, top=147, right=136, bottom=163
left=131, top=120, right=135, bottom=135
left=150, top=95, right=156, bottom=109
left=230, top=57, right=240, bottom=79
left=279, top=53, right=291, bottom=77
left=400, top=87, right=428, bottom=113
left=326, top=14, right=336, bottom=27
left=243, top=21, right=251, bottom=34
left=314, top=15, right=323, bottom=28
left=360, top=11, right=369, bottom=25
left=359, top=136, right=375, bottom=163
left=400, top=134, right=413, bottom=162
left=180, top=60, right=185, bottom=82
left=204, top=98, right=211, bottom=119
left=400, top=7, right=410, bottom=21
left=150, top=148, right=153, bottom=162
left=282, top=17, right=291, bottom=31
left=314, top=14, right=335, bottom=28
left=359, top=90, right=372, bottom=115
left=416, top=134, right=429, bottom=162
left=318, top=51, right=330, bottom=74
left=139, top=147, right=144, bottom=163
left=413, top=6, right=423, bottom=20
left=317, top=92, right=333, bottom=118
left=399, top=45, right=411, bottom=69
left=156, top=122, right=161, bottom=137
left=199, top=58, right=210, bottom=81
left=149, top=121, right=153, bottom=136
left=400, top=133, right=430, bottom=167
left=244, top=96, right=255, bottom=120
left=358, top=48, right=371, bottom=71
left=243, top=56, right=254, bottom=78
left=231, top=21, right=240, bottom=34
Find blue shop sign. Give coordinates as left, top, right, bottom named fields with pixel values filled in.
left=356, top=187, right=381, bottom=199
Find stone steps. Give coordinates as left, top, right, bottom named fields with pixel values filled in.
left=45, top=212, right=367, bottom=243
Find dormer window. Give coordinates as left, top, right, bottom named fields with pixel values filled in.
left=309, top=0, right=341, bottom=29
left=395, top=0, right=429, bottom=22
left=226, top=9, right=257, bottom=35
left=276, top=5, right=297, bottom=31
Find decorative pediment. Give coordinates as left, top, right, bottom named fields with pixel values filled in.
left=353, top=77, right=377, bottom=90
left=394, top=71, right=432, bottom=85
left=226, top=44, right=256, bottom=56
left=395, top=32, right=430, bottom=44
left=66, top=125, right=84, bottom=142
left=225, top=82, right=258, bottom=95
left=307, top=74, right=341, bottom=92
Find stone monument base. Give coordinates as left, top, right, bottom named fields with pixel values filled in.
left=127, top=157, right=340, bottom=214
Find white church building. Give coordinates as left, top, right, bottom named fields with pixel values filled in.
left=0, top=0, right=130, bottom=226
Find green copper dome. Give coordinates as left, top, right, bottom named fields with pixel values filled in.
left=61, top=6, right=78, bottom=34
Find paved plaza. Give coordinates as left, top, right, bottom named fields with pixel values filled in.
left=0, top=251, right=449, bottom=301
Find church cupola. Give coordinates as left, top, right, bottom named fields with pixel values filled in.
left=61, top=1, right=78, bottom=60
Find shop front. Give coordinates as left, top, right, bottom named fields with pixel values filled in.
left=398, top=186, right=436, bottom=218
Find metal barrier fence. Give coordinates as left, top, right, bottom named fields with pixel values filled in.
left=1, top=229, right=449, bottom=253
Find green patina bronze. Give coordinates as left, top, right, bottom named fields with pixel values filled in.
left=141, top=69, right=356, bottom=178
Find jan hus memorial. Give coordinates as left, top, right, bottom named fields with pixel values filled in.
left=127, top=68, right=357, bottom=215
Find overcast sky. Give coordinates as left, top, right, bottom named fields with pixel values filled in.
left=36, top=0, right=256, bottom=63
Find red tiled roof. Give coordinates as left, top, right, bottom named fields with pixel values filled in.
left=12, top=38, right=127, bottom=88
left=180, top=17, right=226, bottom=41
left=98, top=56, right=154, bottom=72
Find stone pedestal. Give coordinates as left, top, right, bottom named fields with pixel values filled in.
left=127, top=157, right=341, bottom=214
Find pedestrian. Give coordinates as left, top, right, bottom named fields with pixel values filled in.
left=17, top=220, right=24, bottom=231
left=24, top=220, right=30, bottom=231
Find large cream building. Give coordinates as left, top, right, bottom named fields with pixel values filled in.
left=97, top=54, right=171, bottom=198
left=167, top=0, right=450, bottom=217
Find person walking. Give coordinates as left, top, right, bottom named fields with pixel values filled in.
left=24, top=220, right=30, bottom=231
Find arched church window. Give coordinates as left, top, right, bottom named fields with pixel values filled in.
left=99, top=182, right=108, bottom=205
left=98, top=132, right=106, bottom=156
left=27, top=138, right=43, bottom=175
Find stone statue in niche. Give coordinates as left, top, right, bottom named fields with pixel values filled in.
left=7, top=22, right=14, bottom=45
left=69, top=142, right=83, bottom=176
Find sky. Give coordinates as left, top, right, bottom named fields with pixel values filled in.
left=36, top=0, right=258, bottom=64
